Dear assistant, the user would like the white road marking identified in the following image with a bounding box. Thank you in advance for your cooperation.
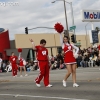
[14,94,20,97]
[0,94,88,100]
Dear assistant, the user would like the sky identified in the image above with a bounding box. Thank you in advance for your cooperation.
[0,0,100,40]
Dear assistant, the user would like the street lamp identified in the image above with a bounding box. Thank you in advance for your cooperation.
[85,22,90,48]
[52,0,69,37]
[64,1,76,41]
[65,1,74,27]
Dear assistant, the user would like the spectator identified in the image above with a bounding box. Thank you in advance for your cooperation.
[33,60,39,70]
[88,56,93,67]
[96,56,100,66]
[76,54,82,67]
[6,62,12,72]
[50,61,57,70]
[92,54,97,66]
[80,56,85,67]
[84,55,89,67]
[50,55,55,64]
[59,59,65,69]
[0,57,2,69]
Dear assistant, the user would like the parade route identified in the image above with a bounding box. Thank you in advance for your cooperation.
[0,67,100,100]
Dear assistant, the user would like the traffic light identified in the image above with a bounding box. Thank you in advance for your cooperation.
[71,34,76,43]
[25,27,28,34]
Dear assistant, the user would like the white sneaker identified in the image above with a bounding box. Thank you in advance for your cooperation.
[36,83,41,87]
[20,75,23,77]
[13,76,15,78]
[73,83,79,87]
[46,84,53,87]
[62,80,67,87]
[25,74,28,76]
[37,69,40,71]
[15,75,17,77]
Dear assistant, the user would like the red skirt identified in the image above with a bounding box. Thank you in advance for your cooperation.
[19,62,24,67]
[64,51,76,64]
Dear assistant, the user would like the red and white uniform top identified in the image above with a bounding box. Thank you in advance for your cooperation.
[19,57,24,66]
[35,45,48,61]
[62,43,79,64]
[9,56,18,64]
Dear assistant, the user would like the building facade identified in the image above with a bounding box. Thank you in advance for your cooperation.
[4,32,100,61]
[0,29,10,60]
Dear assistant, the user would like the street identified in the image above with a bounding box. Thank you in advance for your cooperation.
[0,67,100,100]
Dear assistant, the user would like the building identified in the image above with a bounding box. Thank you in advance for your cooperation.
[4,32,100,61]
[14,32,100,59]
[0,28,10,60]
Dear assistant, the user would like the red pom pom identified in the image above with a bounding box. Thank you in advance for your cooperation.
[54,23,64,33]
[18,48,22,52]
[98,45,100,50]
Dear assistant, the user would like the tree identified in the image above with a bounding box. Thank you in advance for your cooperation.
[95,27,100,33]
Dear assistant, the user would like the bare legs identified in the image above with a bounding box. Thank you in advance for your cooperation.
[20,66,27,76]
[64,64,72,81]
[20,67,22,76]
[63,64,79,87]
[72,64,77,83]
[23,66,27,75]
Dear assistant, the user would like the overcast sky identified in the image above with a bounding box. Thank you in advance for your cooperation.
[0,0,100,40]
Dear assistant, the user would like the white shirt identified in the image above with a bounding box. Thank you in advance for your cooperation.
[0,58,2,63]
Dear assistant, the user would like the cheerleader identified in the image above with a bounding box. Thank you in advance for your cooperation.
[18,53,28,77]
[60,35,79,87]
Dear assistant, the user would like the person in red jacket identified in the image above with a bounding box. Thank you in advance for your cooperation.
[9,52,18,77]
[18,53,28,77]
[30,39,52,87]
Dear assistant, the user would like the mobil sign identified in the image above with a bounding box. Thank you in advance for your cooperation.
[81,10,100,22]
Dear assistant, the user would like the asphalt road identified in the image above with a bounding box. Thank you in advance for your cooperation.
[0,67,100,100]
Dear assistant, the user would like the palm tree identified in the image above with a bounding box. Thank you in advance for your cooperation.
[95,27,100,32]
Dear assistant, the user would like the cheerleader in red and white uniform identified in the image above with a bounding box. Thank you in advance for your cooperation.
[60,35,79,87]
[18,53,28,77]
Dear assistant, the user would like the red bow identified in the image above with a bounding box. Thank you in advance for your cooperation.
[54,23,64,33]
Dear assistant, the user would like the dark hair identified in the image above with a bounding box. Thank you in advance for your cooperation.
[63,36,70,44]
[11,52,14,54]
[40,39,46,44]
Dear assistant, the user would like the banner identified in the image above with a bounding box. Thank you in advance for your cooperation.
[92,30,99,44]
[88,30,99,44]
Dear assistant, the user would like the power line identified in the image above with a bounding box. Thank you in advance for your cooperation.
[28,27,54,30]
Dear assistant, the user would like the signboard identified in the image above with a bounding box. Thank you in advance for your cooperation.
[70,26,76,30]
[81,10,100,22]
[88,30,99,44]
[75,42,81,46]
[92,30,99,44]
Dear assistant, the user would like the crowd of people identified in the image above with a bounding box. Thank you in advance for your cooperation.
[77,46,100,68]
[0,45,100,73]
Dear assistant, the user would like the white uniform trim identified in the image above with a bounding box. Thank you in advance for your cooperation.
[65,50,73,53]
[62,43,79,55]
[65,62,76,65]
[0,58,2,68]
[0,58,2,63]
